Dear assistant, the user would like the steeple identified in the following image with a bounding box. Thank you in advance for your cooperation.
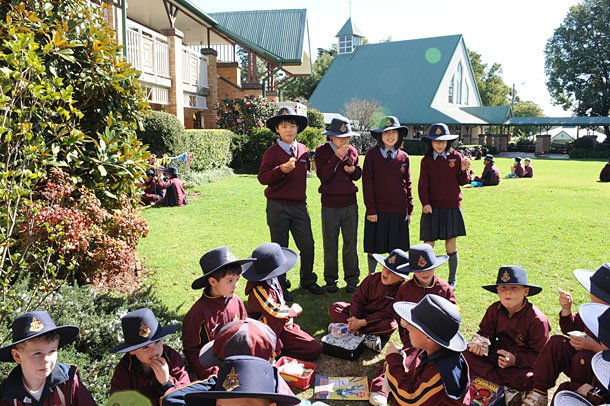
[336,17,365,54]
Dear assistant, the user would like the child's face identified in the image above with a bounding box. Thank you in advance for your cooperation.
[276,121,298,144]
[129,339,164,366]
[11,337,59,385]
[217,398,276,406]
[381,129,399,149]
[380,267,404,285]
[524,160,530,167]
[590,293,609,305]
[413,270,435,287]
[405,322,429,349]
[209,273,241,297]
[497,285,529,311]
[432,140,447,154]
[330,135,350,149]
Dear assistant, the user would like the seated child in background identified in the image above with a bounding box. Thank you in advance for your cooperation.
[182,246,255,379]
[523,158,534,178]
[153,166,187,207]
[0,311,95,405]
[374,295,470,406]
[328,249,411,347]
[110,308,190,402]
[522,263,610,406]
[141,169,163,205]
[473,154,501,186]
[508,157,525,178]
[599,158,610,182]
[243,242,322,361]
[464,266,551,399]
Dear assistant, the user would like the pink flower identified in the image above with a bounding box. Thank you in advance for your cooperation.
[236,117,243,123]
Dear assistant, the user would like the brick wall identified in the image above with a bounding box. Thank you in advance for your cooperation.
[201,48,218,129]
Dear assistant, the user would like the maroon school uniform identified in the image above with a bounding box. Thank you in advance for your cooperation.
[142,178,162,204]
[475,163,500,186]
[514,162,525,177]
[362,147,413,216]
[182,290,247,379]
[464,299,551,391]
[156,177,187,206]
[258,142,310,205]
[385,347,470,405]
[314,142,361,208]
[110,345,191,403]
[599,164,610,182]
[418,150,470,209]
[530,312,598,393]
[523,165,534,178]
[245,280,322,361]
[0,363,95,406]
[328,272,401,336]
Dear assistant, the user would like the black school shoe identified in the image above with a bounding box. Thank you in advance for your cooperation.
[282,288,294,303]
[325,285,338,293]
[345,285,358,293]
[299,283,325,295]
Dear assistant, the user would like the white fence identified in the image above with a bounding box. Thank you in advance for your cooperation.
[125,20,170,79]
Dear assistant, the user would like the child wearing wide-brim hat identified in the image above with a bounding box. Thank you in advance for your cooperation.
[109,308,190,403]
[243,242,322,362]
[376,295,470,406]
[523,263,610,406]
[473,154,501,186]
[0,311,95,405]
[153,164,187,207]
[315,117,362,293]
[418,123,471,290]
[464,266,550,399]
[182,246,255,380]
[259,106,324,299]
[362,116,413,275]
[185,355,301,406]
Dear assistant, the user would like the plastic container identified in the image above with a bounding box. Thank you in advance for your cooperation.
[329,323,349,337]
[275,356,317,390]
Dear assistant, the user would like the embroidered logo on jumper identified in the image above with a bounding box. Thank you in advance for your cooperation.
[340,123,347,133]
[448,159,456,168]
[387,255,397,264]
[501,270,511,283]
[222,367,240,391]
[418,255,428,268]
[435,126,443,135]
[386,118,393,127]
[515,333,525,346]
[29,317,44,332]
[139,322,152,338]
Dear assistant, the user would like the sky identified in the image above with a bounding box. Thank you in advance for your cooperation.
[196,0,582,117]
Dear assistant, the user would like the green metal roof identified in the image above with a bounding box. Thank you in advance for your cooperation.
[462,106,512,124]
[309,34,465,125]
[209,9,307,64]
[336,18,365,37]
[505,116,610,126]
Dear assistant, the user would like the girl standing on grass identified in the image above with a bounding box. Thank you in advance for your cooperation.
[418,123,471,289]
[362,116,413,274]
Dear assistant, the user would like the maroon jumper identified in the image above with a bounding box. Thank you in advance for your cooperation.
[513,162,525,177]
[314,142,361,208]
[599,164,610,182]
[328,272,401,336]
[258,142,310,205]
[523,165,534,178]
[474,163,500,186]
[109,345,191,403]
[181,290,247,379]
[418,151,471,208]
[156,177,187,206]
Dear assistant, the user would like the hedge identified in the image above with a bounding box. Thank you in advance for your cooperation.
[185,129,235,171]
[402,139,428,155]
[137,111,186,156]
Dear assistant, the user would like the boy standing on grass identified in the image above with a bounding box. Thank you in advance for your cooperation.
[258,107,324,300]
[464,266,551,404]
[315,117,362,293]
[182,246,255,380]
[0,311,95,405]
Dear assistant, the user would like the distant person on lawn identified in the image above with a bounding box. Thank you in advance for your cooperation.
[507,157,525,178]
[473,154,500,186]
[599,158,610,182]
[315,117,362,293]
[141,169,163,205]
[153,166,187,207]
[523,158,534,178]
[258,107,324,300]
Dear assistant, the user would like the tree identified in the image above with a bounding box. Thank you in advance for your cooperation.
[545,0,610,136]
[342,98,383,131]
[468,49,512,106]
[280,47,337,101]
[512,101,545,136]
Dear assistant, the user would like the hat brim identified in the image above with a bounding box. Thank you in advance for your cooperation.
[592,350,610,390]
[552,390,593,406]
[242,248,298,282]
[402,255,449,273]
[266,115,308,134]
[323,130,358,137]
[0,325,80,362]
[372,127,408,139]
[422,134,459,142]
[393,301,467,352]
[185,391,300,406]
[198,339,221,367]
[111,324,180,353]
[481,283,542,296]
[578,303,608,345]
[371,254,411,279]
[573,269,610,304]
[192,259,256,289]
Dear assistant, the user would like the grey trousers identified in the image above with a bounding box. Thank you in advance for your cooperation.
[266,200,317,286]
[321,204,360,287]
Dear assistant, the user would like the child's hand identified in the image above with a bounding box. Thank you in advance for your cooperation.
[558,288,573,312]
[497,349,516,369]
[366,214,378,223]
[280,157,297,173]
[335,144,349,159]
[346,316,365,333]
[467,342,484,356]
[291,303,303,316]
[569,333,603,352]
[461,157,471,171]
[576,383,594,397]
[150,356,170,385]
[422,205,432,214]
[344,164,356,174]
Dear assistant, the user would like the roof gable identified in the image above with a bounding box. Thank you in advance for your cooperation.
[336,18,365,37]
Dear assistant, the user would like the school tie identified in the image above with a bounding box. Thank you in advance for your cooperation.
[290,145,297,158]
[386,150,393,161]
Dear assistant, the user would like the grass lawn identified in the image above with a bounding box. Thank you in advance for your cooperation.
[137,156,608,401]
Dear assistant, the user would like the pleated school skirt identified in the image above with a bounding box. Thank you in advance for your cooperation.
[419,208,466,242]
[364,212,409,254]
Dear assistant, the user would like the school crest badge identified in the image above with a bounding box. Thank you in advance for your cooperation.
[435,126,443,135]
[29,317,44,332]
[223,367,240,391]
[515,333,525,346]
[139,322,152,338]
[386,118,393,127]
[501,270,511,283]
[387,255,396,264]
[418,255,428,268]
[448,159,456,168]
[340,123,347,133]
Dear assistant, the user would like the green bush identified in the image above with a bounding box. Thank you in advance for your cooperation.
[215,96,275,135]
[230,128,278,174]
[186,129,235,171]
[307,107,325,129]
[402,139,428,155]
[297,127,326,150]
[137,111,187,156]
[0,280,183,404]
[573,136,596,150]
[569,148,610,159]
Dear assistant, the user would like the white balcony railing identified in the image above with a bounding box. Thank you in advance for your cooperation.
[126,21,170,80]
[182,46,208,90]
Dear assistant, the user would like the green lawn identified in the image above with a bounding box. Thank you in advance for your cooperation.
[137,156,608,400]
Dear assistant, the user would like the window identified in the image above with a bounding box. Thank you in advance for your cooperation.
[464,82,470,105]
[339,36,353,54]
[455,63,463,105]
[448,74,454,103]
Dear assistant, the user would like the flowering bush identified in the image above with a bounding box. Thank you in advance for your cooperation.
[215,96,276,135]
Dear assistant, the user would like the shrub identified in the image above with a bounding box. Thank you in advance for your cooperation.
[230,128,278,174]
[137,111,187,156]
[307,107,325,129]
[186,129,234,171]
[573,136,596,150]
[297,127,326,150]
[215,96,276,135]
[569,148,610,159]
[350,132,377,155]
[402,139,428,155]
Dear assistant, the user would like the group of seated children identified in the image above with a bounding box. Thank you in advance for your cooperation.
[508,157,534,178]
[140,165,187,207]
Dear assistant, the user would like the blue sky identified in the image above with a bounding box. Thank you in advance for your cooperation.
[196,0,582,116]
